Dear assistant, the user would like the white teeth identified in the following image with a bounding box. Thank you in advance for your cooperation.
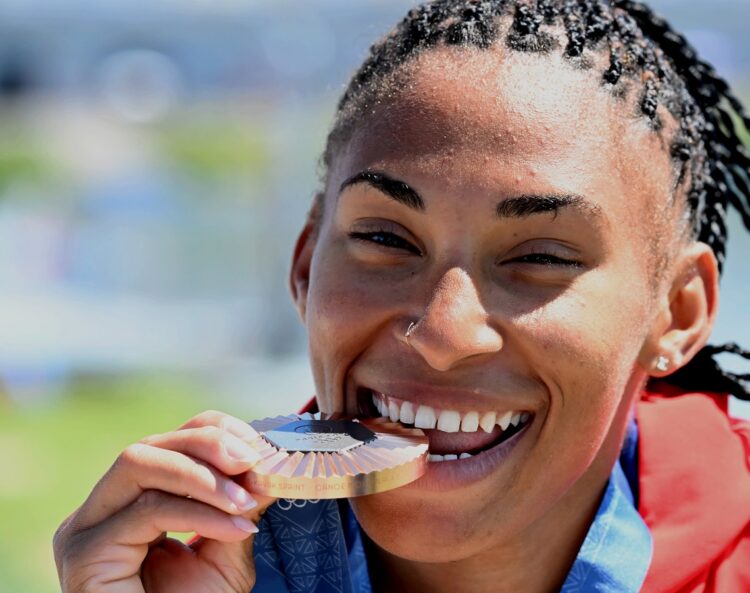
[497,410,513,431]
[414,405,437,429]
[460,411,479,432]
[368,393,534,463]
[428,452,473,462]
[389,400,400,422]
[479,411,497,433]
[437,410,461,433]
[369,392,532,435]
[400,401,416,424]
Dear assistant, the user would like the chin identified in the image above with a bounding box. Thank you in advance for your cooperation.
[350,489,501,563]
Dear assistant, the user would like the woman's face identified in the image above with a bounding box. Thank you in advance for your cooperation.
[291,45,679,561]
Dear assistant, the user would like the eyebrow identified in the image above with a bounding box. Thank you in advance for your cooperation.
[339,170,604,223]
[495,194,604,221]
[339,171,425,211]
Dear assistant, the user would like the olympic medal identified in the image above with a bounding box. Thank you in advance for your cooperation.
[245,413,429,499]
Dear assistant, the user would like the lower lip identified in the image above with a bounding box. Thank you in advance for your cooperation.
[400,420,534,492]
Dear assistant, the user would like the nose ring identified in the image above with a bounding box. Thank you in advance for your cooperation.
[404,321,418,344]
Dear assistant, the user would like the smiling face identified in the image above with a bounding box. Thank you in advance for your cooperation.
[290,43,686,563]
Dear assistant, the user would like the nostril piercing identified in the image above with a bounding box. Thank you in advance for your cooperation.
[405,321,418,344]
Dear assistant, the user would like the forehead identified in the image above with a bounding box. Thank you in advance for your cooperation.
[330,44,675,227]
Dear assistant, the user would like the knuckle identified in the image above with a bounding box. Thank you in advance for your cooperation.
[117,443,150,471]
[198,425,227,455]
[134,489,166,514]
[53,510,101,577]
[54,529,91,589]
[138,432,161,446]
[52,519,71,562]
[190,409,224,427]
[59,536,82,570]
[199,424,224,439]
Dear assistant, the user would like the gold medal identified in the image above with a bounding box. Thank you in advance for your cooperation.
[245,413,428,499]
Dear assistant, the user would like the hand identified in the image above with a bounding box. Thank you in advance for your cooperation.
[53,410,276,593]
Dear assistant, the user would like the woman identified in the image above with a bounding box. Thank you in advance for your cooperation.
[53,1,750,592]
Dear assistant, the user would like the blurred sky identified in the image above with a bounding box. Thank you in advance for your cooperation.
[0,0,747,417]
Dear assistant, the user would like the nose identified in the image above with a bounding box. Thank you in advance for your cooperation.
[404,267,503,371]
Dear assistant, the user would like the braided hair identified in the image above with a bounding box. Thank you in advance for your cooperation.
[318,0,750,400]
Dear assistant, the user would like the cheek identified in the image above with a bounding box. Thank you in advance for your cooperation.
[522,279,650,424]
[490,291,650,528]
[307,253,400,339]
[305,247,408,409]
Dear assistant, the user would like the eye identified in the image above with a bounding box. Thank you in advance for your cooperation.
[348,226,422,256]
[501,241,584,270]
[508,252,582,268]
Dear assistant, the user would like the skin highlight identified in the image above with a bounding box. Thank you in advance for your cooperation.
[290,43,717,593]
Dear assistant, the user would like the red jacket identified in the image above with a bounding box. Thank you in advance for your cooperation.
[637,385,750,592]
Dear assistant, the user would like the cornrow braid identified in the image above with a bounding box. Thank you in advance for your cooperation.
[667,343,750,400]
[320,0,750,401]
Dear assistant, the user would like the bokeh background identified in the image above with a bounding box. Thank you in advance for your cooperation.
[0,1,747,591]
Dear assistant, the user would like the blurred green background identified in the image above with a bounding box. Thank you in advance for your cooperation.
[0,1,748,592]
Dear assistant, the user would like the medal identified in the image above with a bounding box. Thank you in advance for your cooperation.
[245,413,428,499]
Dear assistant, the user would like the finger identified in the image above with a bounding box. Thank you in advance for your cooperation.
[59,493,259,593]
[178,410,259,442]
[187,495,277,593]
[107,491,260,546]
[74,443,258,531]
[141,426,262,475]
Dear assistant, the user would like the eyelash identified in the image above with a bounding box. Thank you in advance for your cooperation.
[507,252,583,268]
[348,230,422,255]
[348,230,582,268]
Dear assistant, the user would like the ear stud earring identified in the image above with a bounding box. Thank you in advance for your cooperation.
[655,355,670,372]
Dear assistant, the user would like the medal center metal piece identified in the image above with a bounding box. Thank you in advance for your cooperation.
[263,419,376,453]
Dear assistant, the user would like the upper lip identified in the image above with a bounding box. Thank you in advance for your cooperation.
[353,379,535,415]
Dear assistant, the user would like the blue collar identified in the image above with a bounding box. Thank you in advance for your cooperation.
[560,443,652,591]
[254,420,652,593]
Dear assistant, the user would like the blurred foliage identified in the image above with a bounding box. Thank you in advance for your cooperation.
[0,136,58,194]
[158,116,272,181]
[0,374,254,593]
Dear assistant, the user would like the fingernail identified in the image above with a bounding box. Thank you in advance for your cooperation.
[224,437,261,463]
[231,516,259,533]
[225,481,258,511]
[222,417,258,440]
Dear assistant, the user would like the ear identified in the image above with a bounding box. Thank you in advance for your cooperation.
[638,241,719,376]
[289,196,322,324]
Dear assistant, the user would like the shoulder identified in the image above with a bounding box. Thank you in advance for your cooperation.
[636,385,750,593]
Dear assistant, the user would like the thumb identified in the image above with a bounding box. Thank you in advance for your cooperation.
[191,495,277,593]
